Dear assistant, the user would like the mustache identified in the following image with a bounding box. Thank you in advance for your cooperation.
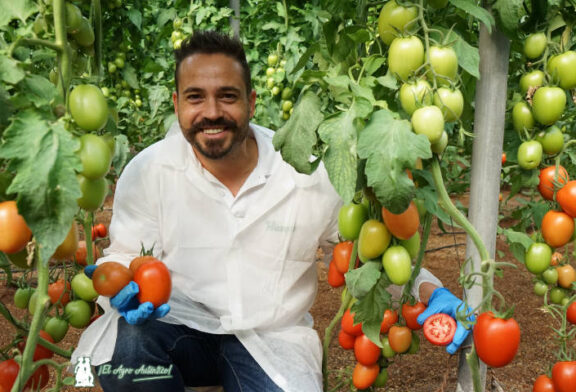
[190,117,238,133]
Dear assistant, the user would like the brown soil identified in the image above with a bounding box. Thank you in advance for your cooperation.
[0,192,571,391]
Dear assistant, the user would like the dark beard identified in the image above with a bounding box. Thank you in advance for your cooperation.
[184,117,246,160]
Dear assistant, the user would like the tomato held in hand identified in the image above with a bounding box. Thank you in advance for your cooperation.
[402,302,426,330]
[538,165,569,201]
[381,201,420,240]
[552,361,576,392]
[134,260,172,307]
[0,201,32,254]
[354,334,381,365]
[557,181,576,218]
[532,374,555,392]
[352,362,380,390]
[92,262,134,297]
[423,313,456,346]
[473,311,520,367]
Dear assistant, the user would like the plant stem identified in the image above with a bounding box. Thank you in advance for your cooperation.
[53,0,72,99]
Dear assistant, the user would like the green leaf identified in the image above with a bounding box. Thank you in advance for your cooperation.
[0,55,26,85]
[147,85,171,118]
[127,9,143,30]
[0,0,38,26]
[358,110,432,213]
[350,276,392,346]
[272,91,323,174]
[157,8,177,27]
[21,75,55,108]
[0,85,14,128]
[0,111,82,264]
[450,0,495,32]
[363,55,386,77]
[492,0,525,35]
[122,65,140,89]
[345,261,382,298]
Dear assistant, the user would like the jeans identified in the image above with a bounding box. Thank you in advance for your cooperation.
[96,318,283,392]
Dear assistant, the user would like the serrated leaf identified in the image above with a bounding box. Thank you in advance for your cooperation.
[345,261,382,298]
[157,8,177,27]
[147,85,170,118]
[0,111,82,264]
[376,71,398,90]
[273,91,323,174]
[501,228,533,248]
[0,0,38,26]
[111,134,130,175]
[122,65,140,89]
[363,55,386,76]
[350,276,392,346]
[358,110,432,213]
[127,9,142,30]
[0,56,26,85]
[450,0,495,32]
[21,75,55,108]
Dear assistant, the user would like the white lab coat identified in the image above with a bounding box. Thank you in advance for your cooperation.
[71,123,441,391]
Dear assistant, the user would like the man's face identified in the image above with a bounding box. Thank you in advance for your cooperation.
[173,53,256,160]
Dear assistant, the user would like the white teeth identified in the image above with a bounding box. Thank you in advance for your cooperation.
[203,128,224,134]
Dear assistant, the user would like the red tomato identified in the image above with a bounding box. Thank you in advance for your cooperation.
[91,223,108,240]
[557,181,576,218]
[354,334,381,365]
[567,302,576,324]
[333,241,353,274]
[0,200,33,254]
[18,330,54,361]
[380,309,399,333]
[473,312,520,367]
[75,240,100,266]
[92,262,134,297]
[532,374,555,392]
[327,260,345,288]
[341,309,363,336]
[0,359,18,391]
[402,302,426,330]
[541,210,575,248]
[129,255,160,274]
[501,152,506,165]
[423,313,456,346]
[538,166,569,201]
[134,260,172,307]
[352,362,380,390]
[338,329,356,350]
[48,279,71,306]
[388,325,412,353]
[381,201,420,240]
[552,361,576,392]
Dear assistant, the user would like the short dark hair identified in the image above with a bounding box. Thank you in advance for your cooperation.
[173,30,252,94]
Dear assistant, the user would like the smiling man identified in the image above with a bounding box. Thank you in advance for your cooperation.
[71,31,460,392]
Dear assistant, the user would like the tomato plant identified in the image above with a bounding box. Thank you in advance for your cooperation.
[536,125,564,155]
[519,70,545,94]
[517,140,543,170]
[427,46,458,85]
[547,51,576,90]
[78,134,113,180]
[327,260,345,288]
[92,223,108,240]
[399,80,432,115]
[76,175,108,212]
[93,262,134,297]
[473,312,520,368]
[75,240,100,266]
[52,222,79,260]
[354,334,381,365]
[423,313,456,346]
[341,309,363,336]
[377,0,418,45]
[541,210,574,248]
[525,243,552,274]
[523,32,547,59]
[44,316,69,343]
[512,101,535,133]
[0,201,32,254]
[556,264,576,289]
[134,260,172,307]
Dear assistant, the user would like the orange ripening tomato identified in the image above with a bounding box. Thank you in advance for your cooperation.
[48,280,71,306]
[557,180,576,218]
[352,362,379,390]
[92,262,134,297]
[0,200,33,254]
[381,201,419,240]
[52,222,79,260]
[327,260,345,288]
[134,260,172,307]
[388,325,412,353]
[501,152,506,165]
[333,241,354,274]
[556,264,576,289]
[380,309,399,333]
[541,210,575,248]
[538,165,569,201]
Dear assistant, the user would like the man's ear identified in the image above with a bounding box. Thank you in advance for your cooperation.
[172,91,178,115]
[249,89,256,119]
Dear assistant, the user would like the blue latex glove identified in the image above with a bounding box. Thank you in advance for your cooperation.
[83,265,170,325]
[417,287,475,355]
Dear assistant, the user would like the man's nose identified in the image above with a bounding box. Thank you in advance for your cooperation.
[204,97,223,119]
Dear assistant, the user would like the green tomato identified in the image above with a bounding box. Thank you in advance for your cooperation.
[77,175,108,211]
[542,267,559,285]
[431,131,449,154]
[388,36,424,81]
[72,17,95,47]
[381,336,396,358]
[399,80,432,115]
[64,300,93,328]
[408,331,420,354]
[377,0,418,45]
[532,86,566,126]
[547,51,576,90]
[433,87,463,122]
[65,3,83,34]
[281,87,293,100]
[411,105,444,144]
[373,368,389,387]
[428,0,449,8]
[550,287,567,304]
[358,219,391,261]
[519,70,545,94]
[71,272,99,302]
[69,84,109,131]
[281,100,293,112]
[44,317,69,343]
[78,134,112,180]
[170,30,183,43]
[271,86,281,96]
[382,245,412,285]
[114,57,125,69]
[523,33,547,59]
[173,39,182,50]
[267,54,279,67]
[173,17,183,30]
[517,140,542,170]
[338,203,369,241]
[265,67,275,77]
[533,280,548,296]
[266,77,275,89]
[28,290,39,314]
[7,248,33,269]
[399,231,420,260]
[427,46,458,85]
[525,242,552,274]
[536,125,564,155]
[14,287,34,309]
[512,101,535,133]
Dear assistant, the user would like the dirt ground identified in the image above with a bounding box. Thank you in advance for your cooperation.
[0,192,572,391]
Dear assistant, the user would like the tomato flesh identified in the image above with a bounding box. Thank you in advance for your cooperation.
[423,313,456,346]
